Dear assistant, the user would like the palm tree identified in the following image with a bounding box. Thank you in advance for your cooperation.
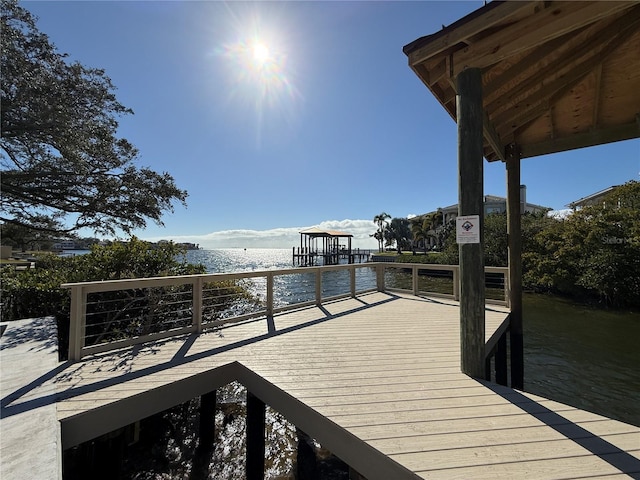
[387,217,412,253]
[411,212,441,252]
[373,212,391,252]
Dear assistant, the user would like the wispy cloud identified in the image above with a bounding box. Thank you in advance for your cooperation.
[143,219,379,249]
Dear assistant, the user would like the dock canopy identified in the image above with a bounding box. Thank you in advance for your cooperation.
[296,228,354,266]
[403,1,640,162]
[299,227,353,239]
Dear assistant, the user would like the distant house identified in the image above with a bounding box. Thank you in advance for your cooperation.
[567,185,620,210]
[413,185,551,250]
[52,240,76,250]
[438,186,551,224]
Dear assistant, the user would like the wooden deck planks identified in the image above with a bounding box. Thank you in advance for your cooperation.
[51,291,640,479]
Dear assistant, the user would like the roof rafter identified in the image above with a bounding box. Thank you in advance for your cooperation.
[451,1,634,76]
[405,1,530,66]
[488,7,640,119]
[492,15,640,136]
[521,122,640,158]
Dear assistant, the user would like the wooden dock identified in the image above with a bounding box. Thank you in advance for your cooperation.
[292,247,372,266]
[3,291,638,479]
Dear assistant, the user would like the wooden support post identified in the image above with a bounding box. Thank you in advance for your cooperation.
[192,390,217,480]
[506,145,524,389]
[457,67,485,379]
[199,391,216,448]
[496,332,508,386]
[246,391,265,480]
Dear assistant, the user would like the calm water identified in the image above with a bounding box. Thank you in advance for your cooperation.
[523,293,640,427]
[187,249,640,427]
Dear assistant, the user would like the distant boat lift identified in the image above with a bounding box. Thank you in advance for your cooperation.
[292,227,371,266]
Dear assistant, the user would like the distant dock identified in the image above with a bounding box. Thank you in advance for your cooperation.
[292,246,372,266]
[293,227,372,266]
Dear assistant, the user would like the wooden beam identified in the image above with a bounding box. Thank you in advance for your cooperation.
[61,363,239,449]
[429,58,448,85]
[483,110,505,162]
[482,29,579,103]
[452,1,635,76]
[506,146,523,390]
[406,1,530,66]
[592,63,603,129]
[521,122,640,158]
[456,67,485,380]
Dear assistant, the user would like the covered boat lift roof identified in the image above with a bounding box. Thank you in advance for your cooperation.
[298,227,353,239]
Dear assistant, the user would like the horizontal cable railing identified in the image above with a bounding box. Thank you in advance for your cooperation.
[62,262,509,361]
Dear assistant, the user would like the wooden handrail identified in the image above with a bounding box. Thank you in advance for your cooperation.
[62,263,509,361]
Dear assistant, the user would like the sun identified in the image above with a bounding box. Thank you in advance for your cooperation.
[219,14,301,146]
[252,42,270,65]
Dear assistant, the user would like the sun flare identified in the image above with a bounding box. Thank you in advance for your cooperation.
[252,42,270,64]
[219,9,301,146]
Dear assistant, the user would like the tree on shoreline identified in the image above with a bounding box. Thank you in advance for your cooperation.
[0,1,187,237]
[372,212,391,252]
[386,217,412,252]
[524,180,640,307]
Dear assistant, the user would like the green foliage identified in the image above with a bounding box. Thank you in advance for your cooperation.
[385,217,412,251]
[0,1,187,236]
[0,260,70,321]
[526,181,640,307]
[0,238,205,322]
[395,252,441,264]
[523,181,640,307]
[437,220,459,265]
[483,213,507,267]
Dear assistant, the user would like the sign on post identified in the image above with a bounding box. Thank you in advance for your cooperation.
[456,215,480,244]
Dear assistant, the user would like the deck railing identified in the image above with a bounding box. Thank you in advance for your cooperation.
[62,262,509,361]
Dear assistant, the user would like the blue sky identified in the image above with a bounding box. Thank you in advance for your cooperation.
[25,1,639,249]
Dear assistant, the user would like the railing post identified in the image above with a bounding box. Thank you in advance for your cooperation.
[504,268,511,308]
[350,266,356,298]
[68,285,86,361]
[452,266,460,301]
[412,265,419,296]
[193,277,203,334]
[315,269,322,306]
[376,264,385,292]
[266,272,274,318]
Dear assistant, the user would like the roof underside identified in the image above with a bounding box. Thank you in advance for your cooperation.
[403,1,640,162]
[299,227,353,238]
